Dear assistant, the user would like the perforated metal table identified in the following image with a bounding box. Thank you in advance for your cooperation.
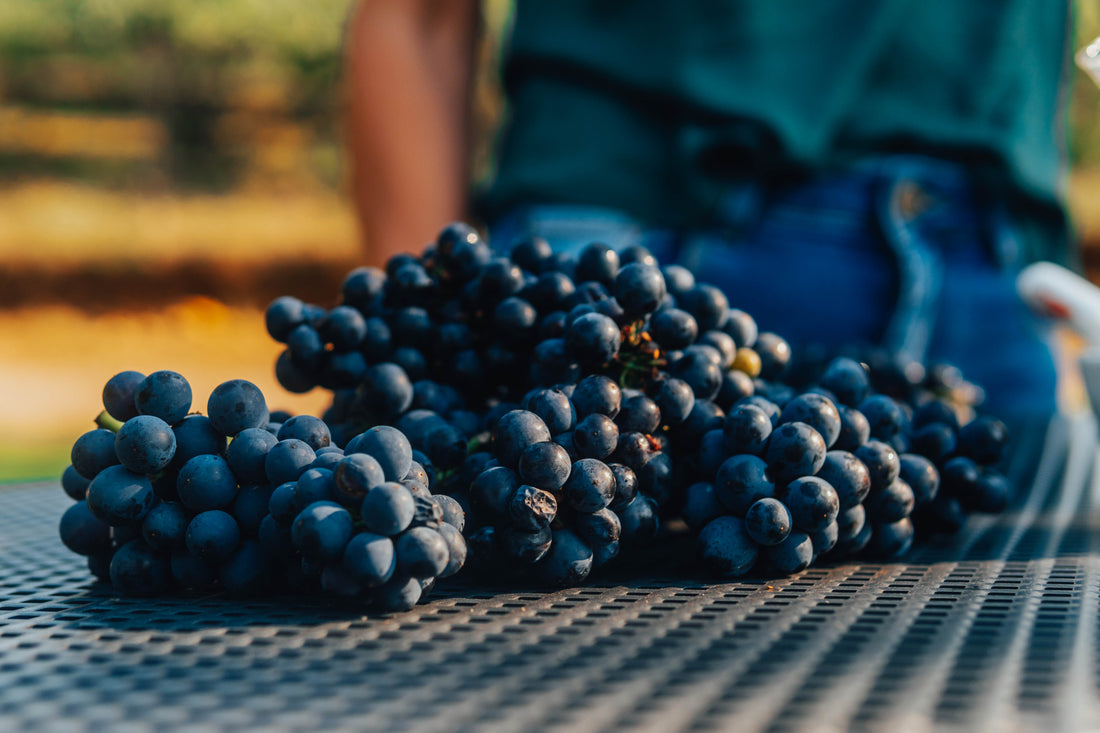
[3,414,1099,732]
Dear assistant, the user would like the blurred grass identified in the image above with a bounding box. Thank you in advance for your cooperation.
[0,299,332,483]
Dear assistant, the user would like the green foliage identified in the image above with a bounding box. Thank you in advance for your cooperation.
[0,0,351,59]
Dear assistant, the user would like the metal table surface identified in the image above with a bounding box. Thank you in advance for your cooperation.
[3,414,1100,733]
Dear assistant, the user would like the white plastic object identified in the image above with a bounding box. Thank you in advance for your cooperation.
[1017,262,1100,345]
[1078,36,1100,88]
[1018,262,1100,417]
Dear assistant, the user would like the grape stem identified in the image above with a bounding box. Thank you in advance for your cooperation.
[95,410,124,433]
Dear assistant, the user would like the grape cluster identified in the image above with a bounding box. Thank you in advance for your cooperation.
[255,223,1013,585]
[685,356,1011,577]
[59,222,1015,597]
[60,370,465,611]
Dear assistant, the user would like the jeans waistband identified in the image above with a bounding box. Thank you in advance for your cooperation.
[712,154,978,234]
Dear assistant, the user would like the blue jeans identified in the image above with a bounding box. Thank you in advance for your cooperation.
[489,155,1058,420]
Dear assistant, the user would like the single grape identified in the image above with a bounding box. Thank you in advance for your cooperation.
[572,375,621,419]
[71,428,121,480]
[59,501,111,556]
[765,530,813,575]
[102,370,145,422]
[715,454,775,516]
[115,415,176,475]
[292,501,354,564]
[135,370,192,425]
[61,464,91,501]
[265,439,317,485]
[346,426,413,482]
[342,532,396,587]
[141,501,188,552]
[177,454,238,512]
[816,450,872,510]
[854,440,900,492]
[278,415,331,451]
[536,529,593,587]
[782,476,840,534]
[745,498,792,546]
[697,516,757,577]
[185,510,240,564]
[614,263,666,317]
[956,417,1009,466]
[86,465,156,527]
[518,441,572,492]
[171,415,226,469]
[361,482,416,536]
[722,403,773,456]
[396,526,450,578]
[562,458,616,513]
[220,540,269,595]
[764,422,827,485]
[109,540,171,596]
[437,523,467,578]
[899,453,940,505]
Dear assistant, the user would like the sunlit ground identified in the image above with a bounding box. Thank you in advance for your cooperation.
[0,298,331,483]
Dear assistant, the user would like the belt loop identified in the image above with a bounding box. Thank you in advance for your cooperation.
[876,164,943,364]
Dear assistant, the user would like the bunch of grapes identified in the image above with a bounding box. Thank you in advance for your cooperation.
[682,356,1010,577]
[58,222,1015,599]
[255,223,1012,585]
[59,370,465,611]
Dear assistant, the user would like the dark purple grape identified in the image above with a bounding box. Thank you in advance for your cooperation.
[764,422,826,484]
[518,442,572,491]
[957,417,1009,466]
[114,415,176,474]
[781,476,839,533]
[102,370,145,422]
[715,454,775,516]
[615,263,666,317]
[71,428,122,480]
[135,370,192,425]
[536,529,593,587]
[854,440,900,493]
[697,516,757,577]
[779,393,841,449]
[562,458,616,513]
[745,497,792,546]
[817,450,872,510]
[722,403,773,456]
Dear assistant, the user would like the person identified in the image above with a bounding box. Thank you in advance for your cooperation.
[344,0,1072,421]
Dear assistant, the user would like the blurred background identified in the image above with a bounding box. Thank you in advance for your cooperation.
[0,0,1098,483]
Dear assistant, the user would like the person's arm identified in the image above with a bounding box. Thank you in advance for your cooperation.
[344,0,480,266]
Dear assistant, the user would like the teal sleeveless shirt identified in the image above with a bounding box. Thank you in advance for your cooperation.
[480,1,1072,263]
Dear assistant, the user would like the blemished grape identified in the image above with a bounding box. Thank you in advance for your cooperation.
[59,221,1018,606]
